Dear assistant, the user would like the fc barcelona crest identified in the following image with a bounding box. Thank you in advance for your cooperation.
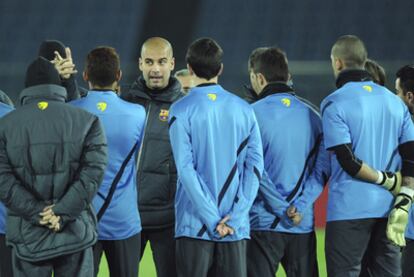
[159,109,169,122]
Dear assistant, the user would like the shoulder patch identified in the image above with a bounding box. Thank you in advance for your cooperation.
[281,98,291,107]
[363,85,372,92]
[97,102,107,111]
[207,93,217,101]
[37,101,48,110]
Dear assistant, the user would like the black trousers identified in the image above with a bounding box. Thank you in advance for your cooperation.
[326,218,401,277]
[402,238,414,277]
[176,237,247,277]
[141,226,176,277]
[246,231,318,277]
[0,234,12,277]
[93,232,141,277]
[12,247,93,277]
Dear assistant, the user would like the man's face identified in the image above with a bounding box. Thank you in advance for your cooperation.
[396,77,414,114]
[139,47,174,90]
[176,75,194,94]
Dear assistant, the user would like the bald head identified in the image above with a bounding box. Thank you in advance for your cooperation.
[141,37,173,58]
[331,35,367,69]
[139,37,175,90]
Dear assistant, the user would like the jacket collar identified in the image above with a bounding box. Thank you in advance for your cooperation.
[259,82,295,99]
[129,76,183,103]
[20,84,67,106]
[335,69,372,89]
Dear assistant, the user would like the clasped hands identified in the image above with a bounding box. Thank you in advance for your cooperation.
[39,205,61,232]
[286,206,303,225]
[215,215,235,238]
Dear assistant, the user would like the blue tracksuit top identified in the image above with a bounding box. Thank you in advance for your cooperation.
[405,121,414,240]
[71,91,146,240]
[321,76,414,221]
[249,83,330,233]
[0,102,14,234]
[169,84,264,242]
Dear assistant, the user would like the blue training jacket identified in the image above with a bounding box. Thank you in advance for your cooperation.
[321,71,414,221]
[0,102,14,234]
[71,91,146,240]
[250,83,330,233]
[169,84,264,242]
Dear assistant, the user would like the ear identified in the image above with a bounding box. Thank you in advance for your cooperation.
[117,70,122,82]
[335,58,344,71]
[170,57,175,71]
[257,73,266,86]
[138,57,143,71]
[217,63,224,76]
[83,71,88,82]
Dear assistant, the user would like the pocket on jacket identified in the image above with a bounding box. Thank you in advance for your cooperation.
[139,172,170,205]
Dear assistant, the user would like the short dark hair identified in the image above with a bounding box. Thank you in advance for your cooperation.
[396,65,414,95]
[186,38,222,80]
[248,47,289,83]
[85,46,120,87]
[365,59,386,86]
[331,35,367,68]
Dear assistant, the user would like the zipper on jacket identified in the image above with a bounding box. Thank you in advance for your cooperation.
[136,101,152,172]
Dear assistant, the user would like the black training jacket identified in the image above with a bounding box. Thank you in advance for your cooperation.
[121,77,183,229]
[0,84,107,261]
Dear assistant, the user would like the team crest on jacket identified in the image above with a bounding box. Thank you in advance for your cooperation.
[363,85,372,92]
[207,93,217,101]
[281,98,291,107]
[37,101,48,110]
[159,109,169,121]
[97,102,107,111]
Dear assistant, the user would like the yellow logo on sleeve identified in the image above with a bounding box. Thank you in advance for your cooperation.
[207,93,217,101]
[97,102,107,111]
[363,85,372,92]
[281,98,291,107]
[37,101,48,110]
[159,109,169,121]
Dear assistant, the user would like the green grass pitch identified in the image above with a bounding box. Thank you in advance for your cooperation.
[97,229,326,277]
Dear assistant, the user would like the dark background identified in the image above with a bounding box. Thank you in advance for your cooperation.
[1,0,413,105]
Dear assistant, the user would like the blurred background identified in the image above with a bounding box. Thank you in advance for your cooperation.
[1,0,413,106]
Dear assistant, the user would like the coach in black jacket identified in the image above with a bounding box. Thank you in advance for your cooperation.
[121,37,183,277]
[0,57,107,276]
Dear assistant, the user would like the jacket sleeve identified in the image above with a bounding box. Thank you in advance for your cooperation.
[0,137,44,224]
[293,138,330,214]
[168,114,222,235]
[53,117,107,220]
[61,75,80,101]
[226,118,264,230]
[258,169,290,218]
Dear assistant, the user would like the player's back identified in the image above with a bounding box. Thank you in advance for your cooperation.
[253,91,321,197]
[321,81,410,221]
[172,85,255,204]
[71,90,146,239]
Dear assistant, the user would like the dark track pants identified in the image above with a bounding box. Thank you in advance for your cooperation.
[176,237,247,277]
[402,238,414,277]
[0,234,12,277]
[93,232,141,277]
[247,231,318,277]
[141,226,177,277]
[326,218,401,277]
